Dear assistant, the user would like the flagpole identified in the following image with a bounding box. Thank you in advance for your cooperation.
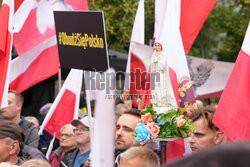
[83,70,94,135]
[58,68,62,91]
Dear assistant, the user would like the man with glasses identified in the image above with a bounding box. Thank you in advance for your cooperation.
[49,124,76,167]
[69,116,94,167]
[189,106,225,152]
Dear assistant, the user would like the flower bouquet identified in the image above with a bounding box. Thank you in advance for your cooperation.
[133,102,196,142]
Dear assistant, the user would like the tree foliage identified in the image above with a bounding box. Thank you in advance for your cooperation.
[88,0,154,53]
[189,0,250,62]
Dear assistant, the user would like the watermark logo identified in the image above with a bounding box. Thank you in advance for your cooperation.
[85,69,160,94]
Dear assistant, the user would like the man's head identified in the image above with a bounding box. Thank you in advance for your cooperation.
[20,159,51,167]
[0,90,24,122]
[118,146,160,167]
[60,124,76,152]
[71,116,94,146]
[115,109,142,152]
[115,103,130,115]
[25,116,39,130]
[0,117,24,164]
[189,106,224,152]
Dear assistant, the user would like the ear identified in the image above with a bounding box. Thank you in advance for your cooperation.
[9,141,19,155]
[214,131,224,145]
[17,102,22,110]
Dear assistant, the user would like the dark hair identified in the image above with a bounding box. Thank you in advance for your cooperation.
[190,106,219,131]
[123,109,141,119]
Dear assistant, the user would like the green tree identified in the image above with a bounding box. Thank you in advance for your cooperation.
[89,0,154,53]
[189,0,250,62]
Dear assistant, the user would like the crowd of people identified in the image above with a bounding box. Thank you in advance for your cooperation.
[0,90,249,167]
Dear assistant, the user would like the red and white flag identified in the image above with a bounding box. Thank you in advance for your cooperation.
[180,0,217,54]
[155,0,197,162]
[213,22,250,141]
[9,0,88,93]
[38,69,83,139]
[154,0,216,55]
[0,0,14,108]
[155,0,196,118]
[124,0,146,106]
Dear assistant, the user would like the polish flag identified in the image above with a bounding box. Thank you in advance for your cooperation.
[10,0,88,93]
[180,0,217,54]
[213,22,250,141]
[38,69,83,139]
[155,0,196,162]
[0,0,14,108]
[124,0,145,106]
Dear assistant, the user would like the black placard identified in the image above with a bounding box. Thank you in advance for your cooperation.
[54,11,109,72]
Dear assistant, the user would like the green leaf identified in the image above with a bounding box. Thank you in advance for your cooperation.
[132,133,137,137]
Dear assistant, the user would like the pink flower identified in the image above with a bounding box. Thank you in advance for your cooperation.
[147,122,160,138]
[141,113,154,124]
[176,115,186,128]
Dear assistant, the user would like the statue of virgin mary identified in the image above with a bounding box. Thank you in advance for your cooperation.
[151,42,177,114]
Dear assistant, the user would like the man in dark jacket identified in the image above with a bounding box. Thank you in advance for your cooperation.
[49,124,77,167]
[0,90,39,148]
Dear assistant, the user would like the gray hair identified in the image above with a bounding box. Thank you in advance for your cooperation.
[119,146,160,167]
[25,116,39,130]
[60,124,75,134]
[20,159,51,167]
[0,162,19,167]
[25,116,39,125]
[5,137,20,154]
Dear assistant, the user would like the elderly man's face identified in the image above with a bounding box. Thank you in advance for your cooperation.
[0,138,18,164]
[60,127,76,150]
[74,123,90,145]
[189,117,220,152]
[0,93,20,120]
[115,114,140,152]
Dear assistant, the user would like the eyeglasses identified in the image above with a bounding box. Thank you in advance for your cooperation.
[73,127,89,132]
[60,133,75,138]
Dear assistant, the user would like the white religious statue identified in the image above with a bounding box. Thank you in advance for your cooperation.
[151,42,177,114]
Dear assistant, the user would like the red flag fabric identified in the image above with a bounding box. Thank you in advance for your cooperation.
[39,69,83,139]
[10,0,88,93]
[0,0,13,108]
[45,89,76,139]
[124,0,145,106]
[180,0,217,54]
[213,23,250,141]
[14,0,23,12]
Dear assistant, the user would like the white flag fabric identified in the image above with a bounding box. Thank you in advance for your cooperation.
[10,0,88,93]
[91,69,116,167]
[156,0,196,115]
[38,69,83,139]
[45,133,56,159]
[154,0,195,162]
[124,0,144,90]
